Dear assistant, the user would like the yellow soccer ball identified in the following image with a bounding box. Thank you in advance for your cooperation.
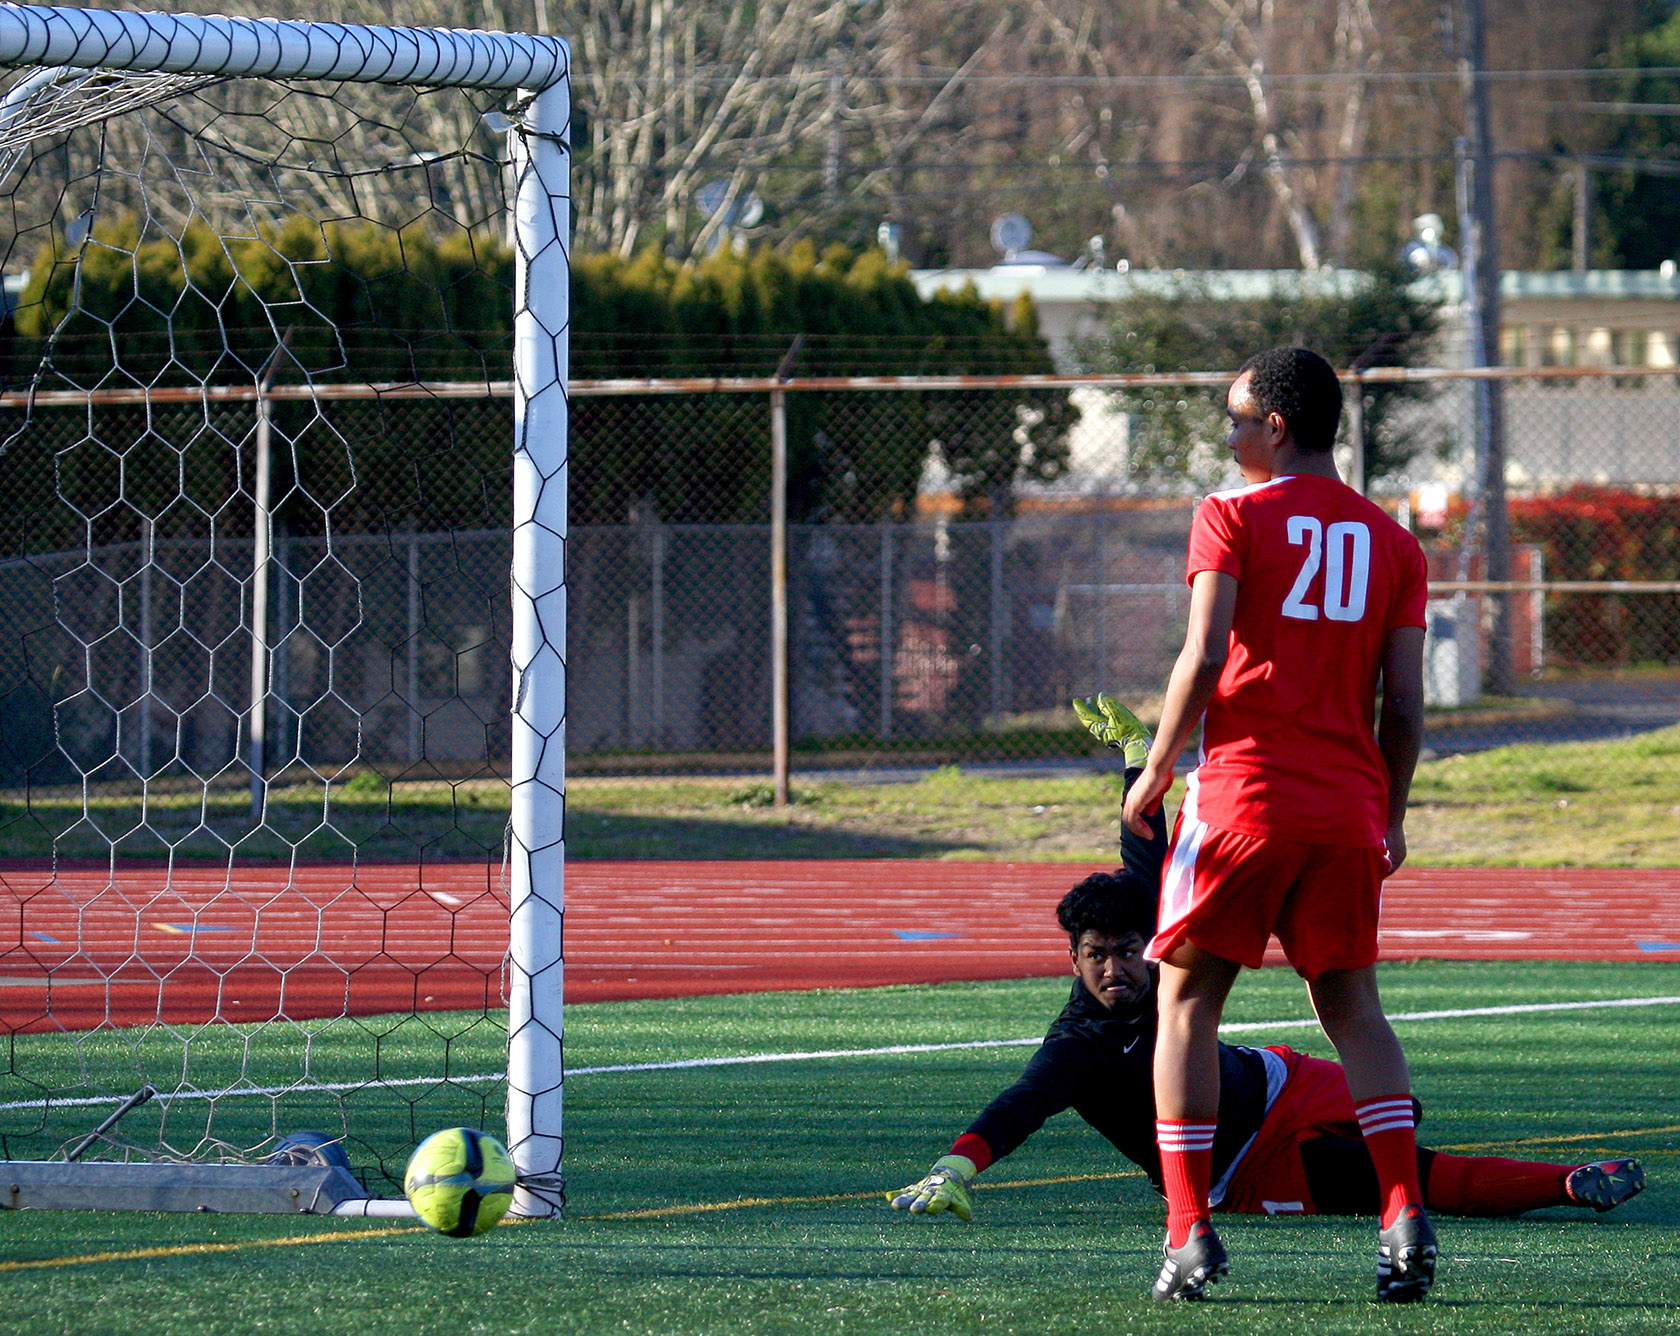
[403,1127,516,1237]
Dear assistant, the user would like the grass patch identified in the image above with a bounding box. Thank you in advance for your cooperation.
[2,726,1677,865]
[1,961,1676,1335]
[562,727,1680,864]
[1407,726,1680,865]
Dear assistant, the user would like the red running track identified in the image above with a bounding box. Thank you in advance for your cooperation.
[2,861,1678,1031]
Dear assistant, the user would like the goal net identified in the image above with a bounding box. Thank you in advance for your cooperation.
[0,6,568,1217]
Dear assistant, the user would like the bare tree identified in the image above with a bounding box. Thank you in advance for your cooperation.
[0,0,1663,271]
[568,0,864,259]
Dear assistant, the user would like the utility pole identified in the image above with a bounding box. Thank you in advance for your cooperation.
[1457,0,1513,695]
[1573,159,1590,273]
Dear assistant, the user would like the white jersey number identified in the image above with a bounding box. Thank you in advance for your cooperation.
[1280,516,1371,623]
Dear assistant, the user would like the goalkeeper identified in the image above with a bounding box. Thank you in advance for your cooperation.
[887,695,1646,1226]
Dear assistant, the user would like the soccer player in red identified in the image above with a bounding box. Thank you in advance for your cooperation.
[1121,346,1436,1302]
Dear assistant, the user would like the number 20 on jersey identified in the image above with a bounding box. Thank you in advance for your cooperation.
[1281,516,1371,622]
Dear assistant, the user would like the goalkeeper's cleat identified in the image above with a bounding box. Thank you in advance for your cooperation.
[887,1154,977,1221]
[1376,1204,1438,1303]
[1564,1158,1646,1213]
[1151,1220,1228,1301]
[1072,692,1152,768]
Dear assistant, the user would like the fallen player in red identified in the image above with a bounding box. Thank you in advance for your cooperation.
[888,703,1646,1232]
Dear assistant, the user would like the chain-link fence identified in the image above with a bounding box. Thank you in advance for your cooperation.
[2,366,1678,797]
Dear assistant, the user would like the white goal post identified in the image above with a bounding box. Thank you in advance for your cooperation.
[0,5,568,1219]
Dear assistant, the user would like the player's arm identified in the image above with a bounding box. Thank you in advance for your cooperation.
[888,1040,1086,1221]
[1071,695,1168,887]
[1122,569,1237,837]
[1376,624,1426,874]
[1120,764,1169,894]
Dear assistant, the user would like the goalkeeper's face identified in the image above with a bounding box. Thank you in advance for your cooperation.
[1071,930,1152,1010]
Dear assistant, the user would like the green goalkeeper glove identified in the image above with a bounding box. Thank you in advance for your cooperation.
[1072,692,1152,768]
[887,1154,978,1221]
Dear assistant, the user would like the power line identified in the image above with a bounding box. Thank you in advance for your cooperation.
[1575,101,1680,116]
[601,148,1680,189]
[576,65,1680,91]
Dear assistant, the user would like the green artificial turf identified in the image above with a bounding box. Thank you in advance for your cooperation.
[3,960,1677,1335]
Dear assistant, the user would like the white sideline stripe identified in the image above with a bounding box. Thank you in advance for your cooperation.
[4,993,1679,1115]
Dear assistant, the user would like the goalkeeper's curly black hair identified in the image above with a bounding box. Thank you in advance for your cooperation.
[1055,870,1157,948]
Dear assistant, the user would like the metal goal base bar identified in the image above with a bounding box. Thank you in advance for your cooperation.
[1,1160,412,1215]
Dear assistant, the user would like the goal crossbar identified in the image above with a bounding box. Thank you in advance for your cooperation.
[0,3,566,91]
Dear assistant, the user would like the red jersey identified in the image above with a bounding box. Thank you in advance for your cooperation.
[1184,472,1428,846]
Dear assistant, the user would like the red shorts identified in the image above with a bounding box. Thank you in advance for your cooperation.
[1148,787,1386,981]
[1218,1047,1359,1215]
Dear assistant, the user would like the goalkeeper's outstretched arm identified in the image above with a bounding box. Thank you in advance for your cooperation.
[888,1037,1090,1221]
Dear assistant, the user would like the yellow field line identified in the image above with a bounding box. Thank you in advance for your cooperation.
[1431,1124,1680,1154]
[578,1170,1143,1221]
[0,1222,424,1272]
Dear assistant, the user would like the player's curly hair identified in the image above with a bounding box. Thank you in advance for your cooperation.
[1055,870,1156,947]
[1236,345,1343,453]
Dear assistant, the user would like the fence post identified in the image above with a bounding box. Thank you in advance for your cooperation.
[879,520,893,738]
[406,522,421,763]
[770,384,790,807]
[138,515,154,781]
[651,516,666,746]
[274,520,290,770]
[248,377,274,819]
[769,339,803,807]
[989,486,1006,726]
[1346,370,1366,496]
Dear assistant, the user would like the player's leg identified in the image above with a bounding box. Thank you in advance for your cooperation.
[1301,1138,1646,1216]
[1305,964,1411,1105]
[1234,1047,1648,1221]
[1305,964,1420,1207]
[1152,942,1241,1299]
[1148,815,1289,1299]
[1422,1150,1646,1216]
[1307,964,1437,1301]
[1274,843,1436,1299]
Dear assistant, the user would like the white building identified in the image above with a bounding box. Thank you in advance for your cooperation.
[910,261,1680,497]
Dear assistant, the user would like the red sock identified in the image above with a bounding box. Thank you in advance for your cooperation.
[1423,1154,1568,1216]
[1355,1095,1424,1227]
[1157,1119,1216,1247]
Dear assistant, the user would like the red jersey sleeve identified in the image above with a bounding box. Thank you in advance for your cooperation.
[1390,530,1429,631]
[1186,493,1244,583]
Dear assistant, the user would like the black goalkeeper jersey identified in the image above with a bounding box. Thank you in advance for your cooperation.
[964,978,1272,1196]
[958,760,1271,1194]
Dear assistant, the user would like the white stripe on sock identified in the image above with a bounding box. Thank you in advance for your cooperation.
[1357,1098,1416,1134]
[1157,1121,1217,1151]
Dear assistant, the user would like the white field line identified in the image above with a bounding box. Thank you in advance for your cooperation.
[5,993,1679,1114]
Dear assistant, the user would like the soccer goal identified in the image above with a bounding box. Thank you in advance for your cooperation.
[0,5,568,1218]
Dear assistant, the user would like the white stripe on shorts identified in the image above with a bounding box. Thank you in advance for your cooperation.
[1157,772,1208,950]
